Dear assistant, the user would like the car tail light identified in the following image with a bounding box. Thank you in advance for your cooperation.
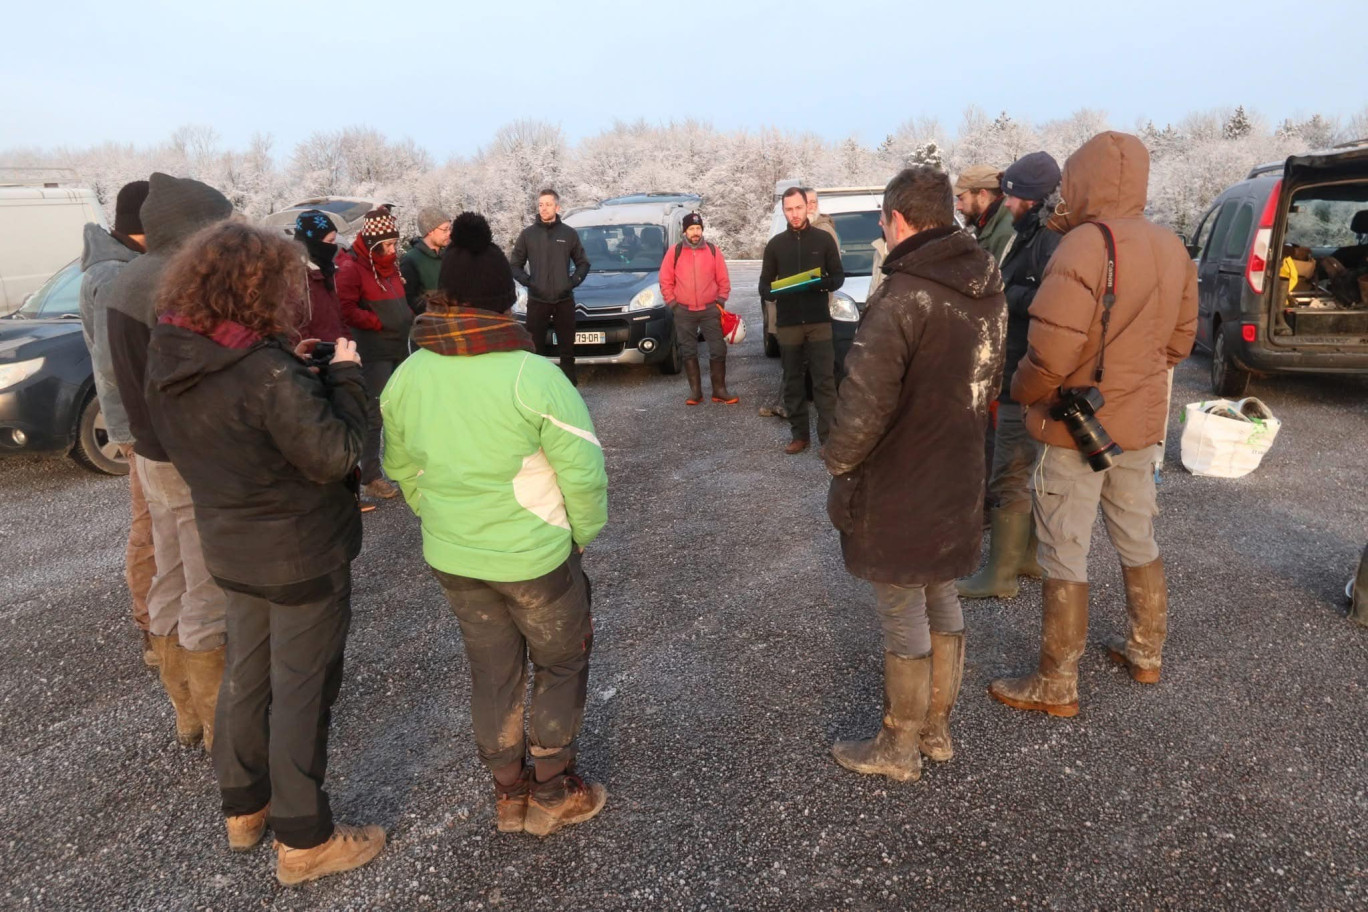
[1241,323,1258,343]
[1246,179,1282,295]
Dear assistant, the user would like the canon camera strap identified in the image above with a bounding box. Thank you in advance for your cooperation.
[1091,222,1118,383]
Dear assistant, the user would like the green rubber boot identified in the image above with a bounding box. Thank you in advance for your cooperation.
[957,509,1032,599]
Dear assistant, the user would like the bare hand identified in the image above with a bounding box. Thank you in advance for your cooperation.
[331,338,361,366]
[293,338,322,360]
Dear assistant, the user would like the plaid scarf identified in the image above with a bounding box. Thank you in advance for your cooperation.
[411,303,535,357]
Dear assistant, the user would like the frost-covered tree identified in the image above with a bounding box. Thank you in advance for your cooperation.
[1223,106,1252,140]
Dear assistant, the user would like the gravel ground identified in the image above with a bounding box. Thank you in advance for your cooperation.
[1,263,1365,911]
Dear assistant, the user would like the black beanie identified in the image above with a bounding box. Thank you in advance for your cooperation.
[114,180,150,236]
[1000,151,1062,202]
[682,211,703,230]
[438,212,517,312]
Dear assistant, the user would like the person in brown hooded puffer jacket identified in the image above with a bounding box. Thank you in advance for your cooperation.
[989,132,1197,717]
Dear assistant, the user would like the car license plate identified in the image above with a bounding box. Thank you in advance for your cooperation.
[552,332,606,345]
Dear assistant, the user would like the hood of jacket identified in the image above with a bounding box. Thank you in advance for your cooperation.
[80,223,140,272]
[883,227,1003,300]
[1052,132,1149,232]
[147,323,264,397]
[141,172,234,253]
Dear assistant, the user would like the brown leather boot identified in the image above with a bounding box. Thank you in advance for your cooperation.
[149,634,202,746]
[709,360,738,404]
[275,824,386,886]
[919,633,965,762]
[832,653,932,781]
[494,767,531,834]
[684,359,703,405]
[1105,559,1167,684]
[784,437,810,455]
[226,804,270,851]
[183,645,226,752]
[524,770,608,837]
[989,579,1089,717]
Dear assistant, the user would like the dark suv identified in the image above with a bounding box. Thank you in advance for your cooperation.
[1187,143,1368,395]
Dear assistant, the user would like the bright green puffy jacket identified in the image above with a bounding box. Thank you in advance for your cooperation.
[381,349,608,581]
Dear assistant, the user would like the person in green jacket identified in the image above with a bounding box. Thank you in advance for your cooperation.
[954,164,1015,265]
[382,212,609,839]
[399,207,450,314]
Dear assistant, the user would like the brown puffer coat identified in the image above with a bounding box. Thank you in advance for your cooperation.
[1012,131,1198,451]
[824,227,1006,585]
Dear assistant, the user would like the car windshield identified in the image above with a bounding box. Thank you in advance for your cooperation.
[575,223,669,272]
[16,259,82,319]
[830,211,882,276]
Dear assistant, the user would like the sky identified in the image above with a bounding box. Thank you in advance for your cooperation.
[5,0,1364,159]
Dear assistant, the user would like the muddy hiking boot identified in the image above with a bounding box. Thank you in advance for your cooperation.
[1105,559,1168,684]
[183,644,225,752]
[523,770,608,837]
[989,579,1089,717]
[226,804,270,851]
[757,402,789,419]
[494,767,531,834]
[275,824,386,886]
[832,652,932,782]
[149,634,202,747]
[957,510,1039,599]
[362,478,399,500]
[709,360,738,404]
[684,359,704,406]
[919,632,965,763]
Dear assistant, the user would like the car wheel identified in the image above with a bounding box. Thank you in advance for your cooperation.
[70,393,129,476]
[1211,321,1251,398]
[658,332,682,375]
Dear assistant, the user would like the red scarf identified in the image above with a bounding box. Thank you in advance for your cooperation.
[159,311,262,349]
[352,234,400,280]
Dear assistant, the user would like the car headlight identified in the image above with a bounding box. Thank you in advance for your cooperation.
[830,292,860,322]
[629,284,663,311]
[512,287,528,316]
[0,357,45,390]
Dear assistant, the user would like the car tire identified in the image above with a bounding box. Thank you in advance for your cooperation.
[1211,321,1251,398]
[70,392,129,476]
[658,333,682,375]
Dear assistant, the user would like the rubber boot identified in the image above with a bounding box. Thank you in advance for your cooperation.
[1020,518,1044,579]
[989,580,1089,717]
[684,359,703,406]
[1350,544,1368,628]
[709,360,739,404]
[1105,559,1168,684]
[275,824,386,886]
[957,510,1031,599]
[832,653,932,782]
[524,769,608,837]
[183,644,226,752]
[142,630,159,668]
[919,632,965,762]
[149,634,202,747]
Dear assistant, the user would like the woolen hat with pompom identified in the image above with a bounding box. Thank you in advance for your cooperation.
[437,212,517,312]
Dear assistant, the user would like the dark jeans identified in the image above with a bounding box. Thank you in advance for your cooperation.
[673,303,726,363]
[214,566,352,850]
[527,298,578,384]
[431,555,592,772]
[361,358,397,483]
[777,322,836,443]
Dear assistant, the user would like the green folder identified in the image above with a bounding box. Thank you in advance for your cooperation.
[771,267,823,294]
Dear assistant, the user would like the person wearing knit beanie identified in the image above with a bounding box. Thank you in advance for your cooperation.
[401,207,452,314]
[436,213,516,312]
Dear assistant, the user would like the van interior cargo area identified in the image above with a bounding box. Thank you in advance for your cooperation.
[1273,186,1368,343]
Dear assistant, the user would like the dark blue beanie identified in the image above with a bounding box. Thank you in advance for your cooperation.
[1001,152,1061,201]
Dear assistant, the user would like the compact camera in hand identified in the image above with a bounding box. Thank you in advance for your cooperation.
[1050,387,1123,472]
[308,341,336,373]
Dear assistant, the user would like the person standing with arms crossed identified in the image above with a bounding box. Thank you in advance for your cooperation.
[511,189,591,385]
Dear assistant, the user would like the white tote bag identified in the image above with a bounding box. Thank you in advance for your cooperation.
[1178,398,1281,478]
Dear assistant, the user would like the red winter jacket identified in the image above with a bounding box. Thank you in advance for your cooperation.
[293,262,352,345]
[659,241,731,311]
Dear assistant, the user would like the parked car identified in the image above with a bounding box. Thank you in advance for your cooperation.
[260,196,387,242]
[0,258,126,475]
[762,184,884,371]
[513,193,696,374]
[1186,142,1368,396]
[0,175,107,316]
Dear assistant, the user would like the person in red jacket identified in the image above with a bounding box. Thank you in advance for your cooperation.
[335,207,413,500]
[659,212,736,405]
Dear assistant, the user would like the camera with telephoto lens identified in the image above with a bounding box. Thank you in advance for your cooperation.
[308,341,336,373]
[1049,386,1123,472]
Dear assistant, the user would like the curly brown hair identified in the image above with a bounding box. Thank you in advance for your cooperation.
[156,221,305,337]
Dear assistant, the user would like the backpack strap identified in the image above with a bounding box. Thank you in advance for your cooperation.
[1091,221,1118,383]
[672,241,717,269]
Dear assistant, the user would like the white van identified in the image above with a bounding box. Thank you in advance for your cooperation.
[0,184,107,315]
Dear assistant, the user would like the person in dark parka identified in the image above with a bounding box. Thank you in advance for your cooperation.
[823,165,1006,782]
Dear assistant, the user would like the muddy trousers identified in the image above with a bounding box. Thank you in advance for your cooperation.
[213,566,352,850]
[1032,443,1162,583]
[432,555,593,772]
[527,298,578,384]
[777,322,836,443]
[360,358,396,484]
[873,580,965,658]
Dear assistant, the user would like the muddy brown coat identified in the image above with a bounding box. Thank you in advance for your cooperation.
[824,227,1006,586]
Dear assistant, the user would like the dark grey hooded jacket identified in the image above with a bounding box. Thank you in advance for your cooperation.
[78,223,141,445]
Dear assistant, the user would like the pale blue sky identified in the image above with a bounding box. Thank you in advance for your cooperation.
[7,0,1363,156]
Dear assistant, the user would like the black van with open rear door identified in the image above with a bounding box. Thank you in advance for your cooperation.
[1187,142,1368,396]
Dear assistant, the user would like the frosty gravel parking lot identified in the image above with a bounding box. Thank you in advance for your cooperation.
[1,263,1365,911]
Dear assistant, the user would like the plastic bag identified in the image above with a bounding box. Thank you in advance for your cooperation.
[719,306,746,345]
[1178,397,1280,478]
